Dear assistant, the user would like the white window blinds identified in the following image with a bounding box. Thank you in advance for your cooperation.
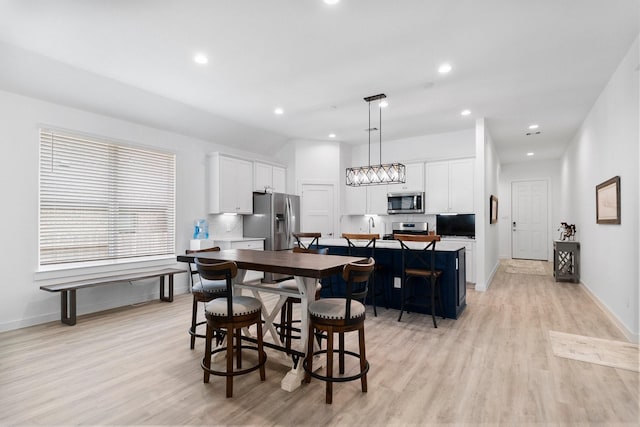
[39,129,176,265]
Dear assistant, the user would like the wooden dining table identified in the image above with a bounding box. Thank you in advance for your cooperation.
[177,248,366,391]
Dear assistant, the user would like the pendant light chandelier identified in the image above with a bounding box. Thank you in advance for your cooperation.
[345,93,406,186]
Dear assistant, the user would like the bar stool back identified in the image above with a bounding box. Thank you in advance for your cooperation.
[293,232,321,249]
[394,234,444,328]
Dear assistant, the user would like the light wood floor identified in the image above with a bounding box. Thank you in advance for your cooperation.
[1,260,638,426]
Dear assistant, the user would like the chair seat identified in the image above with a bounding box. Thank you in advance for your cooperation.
[309,298,365,320]
[193,278,227,294]
[405,268,443,278]
[205,296,262,317]
[278,279,322,292]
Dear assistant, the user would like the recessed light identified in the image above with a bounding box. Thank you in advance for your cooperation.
[274,108,284,115]
[438,63,452,74]
[528,124,539,130]
[193,53,208,65]
[324,0,340,4]
[527,152,535,156]
[328,133,336,138]
[379,100,388,108]
[460,109,471,116]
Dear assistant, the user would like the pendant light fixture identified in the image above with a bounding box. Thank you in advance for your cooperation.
[346,93,406,186]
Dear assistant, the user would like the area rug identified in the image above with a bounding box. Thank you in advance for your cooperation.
[549,330,639,372]
[502,259,548,276]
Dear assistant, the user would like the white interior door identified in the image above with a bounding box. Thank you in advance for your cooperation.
[301,183,335,237]
[512,180,548,260]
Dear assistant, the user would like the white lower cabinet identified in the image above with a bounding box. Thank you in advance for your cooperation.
[443,238,475,284]
[212,238,265,282]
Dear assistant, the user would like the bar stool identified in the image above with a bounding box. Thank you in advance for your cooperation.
[196,258,267,398]
[394,234,444,328]
[186,247,226,349]
[303,258,375,404]
[342,233,388,316]
[277,247,328,354]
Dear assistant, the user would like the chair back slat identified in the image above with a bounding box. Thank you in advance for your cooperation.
[293,232,322,249]
[185,247,221,288]
[342,258,375,321]
[342,233,379,250]
[394,234,439,276]
[342,234,379,302]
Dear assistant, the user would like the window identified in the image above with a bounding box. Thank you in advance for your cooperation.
[39,129,176,266]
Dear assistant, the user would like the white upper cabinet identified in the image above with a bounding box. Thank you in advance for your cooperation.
[448,159,474,213]
[425,161,450,213]
[425,158,474,214]
[367,183,390,215]
[272,166,286,193]
[208,153,253,214]
[396,162,424,192]
[253,162,286,193]
[343,185,367,215]
[343,184,389,215]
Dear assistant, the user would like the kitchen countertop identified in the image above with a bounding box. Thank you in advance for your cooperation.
[305,237,466,252]
[212,237,266,242]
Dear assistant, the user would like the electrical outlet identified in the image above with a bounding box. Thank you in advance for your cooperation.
[393,277,401,288]
[226,224,232,232]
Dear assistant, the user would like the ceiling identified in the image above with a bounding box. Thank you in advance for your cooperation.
[0,0,638,163]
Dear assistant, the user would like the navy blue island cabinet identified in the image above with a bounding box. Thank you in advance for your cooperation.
[320,244,467,320]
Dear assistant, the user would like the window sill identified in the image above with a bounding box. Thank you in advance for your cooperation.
[34,255,177,282]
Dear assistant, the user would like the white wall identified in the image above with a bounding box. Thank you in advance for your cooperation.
[0,90,272,331]
[560,36,639,341]
[498,159,562,259]
[475,119,501,291]
[350,128,475,165]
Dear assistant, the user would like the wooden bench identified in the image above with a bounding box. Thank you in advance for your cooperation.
[40,268,187,326]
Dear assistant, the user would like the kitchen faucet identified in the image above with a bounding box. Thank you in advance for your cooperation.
[368,216,375,233]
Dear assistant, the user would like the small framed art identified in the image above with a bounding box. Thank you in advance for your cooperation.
[490,195,498,224]
[596,176,621,224]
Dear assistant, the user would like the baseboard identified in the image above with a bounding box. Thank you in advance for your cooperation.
[0,285,190,333]
[475,259,500,292]
[580,280,639,344]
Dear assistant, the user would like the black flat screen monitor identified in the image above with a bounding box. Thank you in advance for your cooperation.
[436,214,475,238]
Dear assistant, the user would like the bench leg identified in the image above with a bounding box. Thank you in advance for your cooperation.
[61,290,77,326]
[160,274,174,302]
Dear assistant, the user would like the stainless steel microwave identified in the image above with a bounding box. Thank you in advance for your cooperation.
[387,192,425,214]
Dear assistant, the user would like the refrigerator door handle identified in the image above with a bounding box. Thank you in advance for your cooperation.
[284,196,291,248]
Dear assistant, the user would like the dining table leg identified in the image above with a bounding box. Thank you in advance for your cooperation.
[280,275,324,392]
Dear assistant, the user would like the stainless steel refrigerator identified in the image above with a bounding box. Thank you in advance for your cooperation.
[243,192,300,281]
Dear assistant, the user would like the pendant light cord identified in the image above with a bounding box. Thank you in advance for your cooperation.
[368,100,371,167]
[379,101,382,164]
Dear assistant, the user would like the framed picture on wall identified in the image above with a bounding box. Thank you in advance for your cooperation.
[596,176,621,224]
[490,195,498,224]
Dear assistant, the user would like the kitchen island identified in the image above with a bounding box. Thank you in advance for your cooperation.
[312,238,467,320]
